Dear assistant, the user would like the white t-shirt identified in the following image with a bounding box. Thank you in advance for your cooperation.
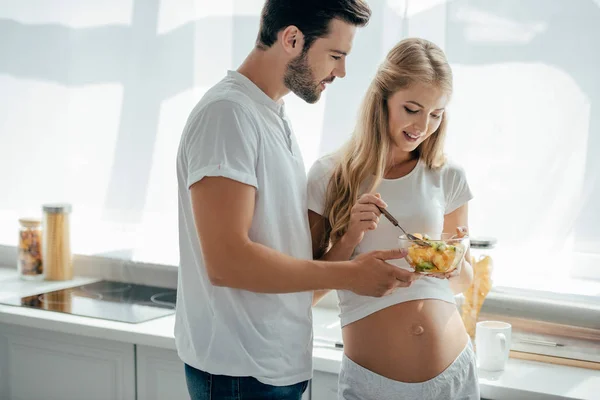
[175,71,314,386]
[307,155,473,327]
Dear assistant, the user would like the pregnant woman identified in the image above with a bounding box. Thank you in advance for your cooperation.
[307,38,479,399]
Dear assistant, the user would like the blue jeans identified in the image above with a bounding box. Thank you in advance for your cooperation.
[184,364,309,400]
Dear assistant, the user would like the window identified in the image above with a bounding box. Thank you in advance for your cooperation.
[442,0,600,290]
[1,1,599,300]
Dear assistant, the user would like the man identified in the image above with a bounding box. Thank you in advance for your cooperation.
[175,1,419,398]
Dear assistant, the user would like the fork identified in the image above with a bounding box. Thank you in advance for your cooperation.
[376,205,432,247]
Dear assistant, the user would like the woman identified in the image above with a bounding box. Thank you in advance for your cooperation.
[307,38,479,399]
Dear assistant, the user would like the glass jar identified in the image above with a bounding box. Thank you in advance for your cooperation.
[42,203,73,281]
[18,218,44,280]
[461,237,496,338]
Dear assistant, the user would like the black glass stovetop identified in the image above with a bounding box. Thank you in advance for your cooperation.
[0,280,176,324]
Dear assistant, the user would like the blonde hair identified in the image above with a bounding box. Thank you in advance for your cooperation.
[320,38,453,251]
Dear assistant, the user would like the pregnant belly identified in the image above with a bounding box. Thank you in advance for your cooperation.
[342,299,469,383]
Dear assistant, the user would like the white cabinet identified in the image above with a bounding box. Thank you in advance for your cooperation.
[311,370,338,400]
[0,323,135,400]
[0,321,315,400]
[136,345,190,400]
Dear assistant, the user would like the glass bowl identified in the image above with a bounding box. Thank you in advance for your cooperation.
[398,233,470,274]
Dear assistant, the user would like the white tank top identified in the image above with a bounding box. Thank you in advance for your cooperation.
[307,155,473,327]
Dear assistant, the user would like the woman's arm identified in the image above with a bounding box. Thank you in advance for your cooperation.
[309,194,420,306]
[309,209,362,305]
[442,203,474,294]
[309,210,332,305]
[308,194,381,306]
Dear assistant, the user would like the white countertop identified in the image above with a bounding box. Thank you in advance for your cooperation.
[1,267,599,399]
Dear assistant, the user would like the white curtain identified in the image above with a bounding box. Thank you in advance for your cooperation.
[0,0,598,293]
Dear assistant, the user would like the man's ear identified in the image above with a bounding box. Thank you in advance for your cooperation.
[279,25,304,55]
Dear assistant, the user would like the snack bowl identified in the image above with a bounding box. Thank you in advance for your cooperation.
[399,233,469,274]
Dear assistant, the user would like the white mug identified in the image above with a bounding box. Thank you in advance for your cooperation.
[475,321,512,371]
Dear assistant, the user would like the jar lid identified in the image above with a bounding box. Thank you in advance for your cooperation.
[471,237,497,249]
[43,203,72,214]
[19,218,41,228]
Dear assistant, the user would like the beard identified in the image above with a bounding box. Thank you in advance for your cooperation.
[283,51,321,104]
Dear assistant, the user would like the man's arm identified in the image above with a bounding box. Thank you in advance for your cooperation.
[191,176,343,293]
[191,176,416,295]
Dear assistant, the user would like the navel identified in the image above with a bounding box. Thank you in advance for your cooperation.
[411,324,425,336]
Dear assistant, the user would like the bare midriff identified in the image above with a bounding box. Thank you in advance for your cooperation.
[342,299,468,383]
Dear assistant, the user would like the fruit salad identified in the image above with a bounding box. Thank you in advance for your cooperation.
[405,233,466,274]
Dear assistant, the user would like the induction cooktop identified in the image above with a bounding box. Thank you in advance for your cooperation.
[0,280,176,324]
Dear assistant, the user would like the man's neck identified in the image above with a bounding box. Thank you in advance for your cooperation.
[237,47,290,103]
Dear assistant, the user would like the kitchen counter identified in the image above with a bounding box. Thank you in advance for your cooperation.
[0,270,177,350]
[1,267,599,399]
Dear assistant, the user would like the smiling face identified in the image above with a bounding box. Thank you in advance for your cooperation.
[283,18,356,103]
[387,81,449,153]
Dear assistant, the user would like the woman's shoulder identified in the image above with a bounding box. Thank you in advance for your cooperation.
[425,157,467,180]
[442,158,467,177]
[307,153,339,182]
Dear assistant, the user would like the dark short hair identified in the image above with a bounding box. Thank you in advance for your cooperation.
[257,0,371,51]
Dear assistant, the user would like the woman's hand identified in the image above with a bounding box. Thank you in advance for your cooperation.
[431,226,468,279]
[342,193,386,248]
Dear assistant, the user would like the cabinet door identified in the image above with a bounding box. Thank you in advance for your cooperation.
[136,345,190,400]
[311,371,338,400]
[0,324,135,400]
